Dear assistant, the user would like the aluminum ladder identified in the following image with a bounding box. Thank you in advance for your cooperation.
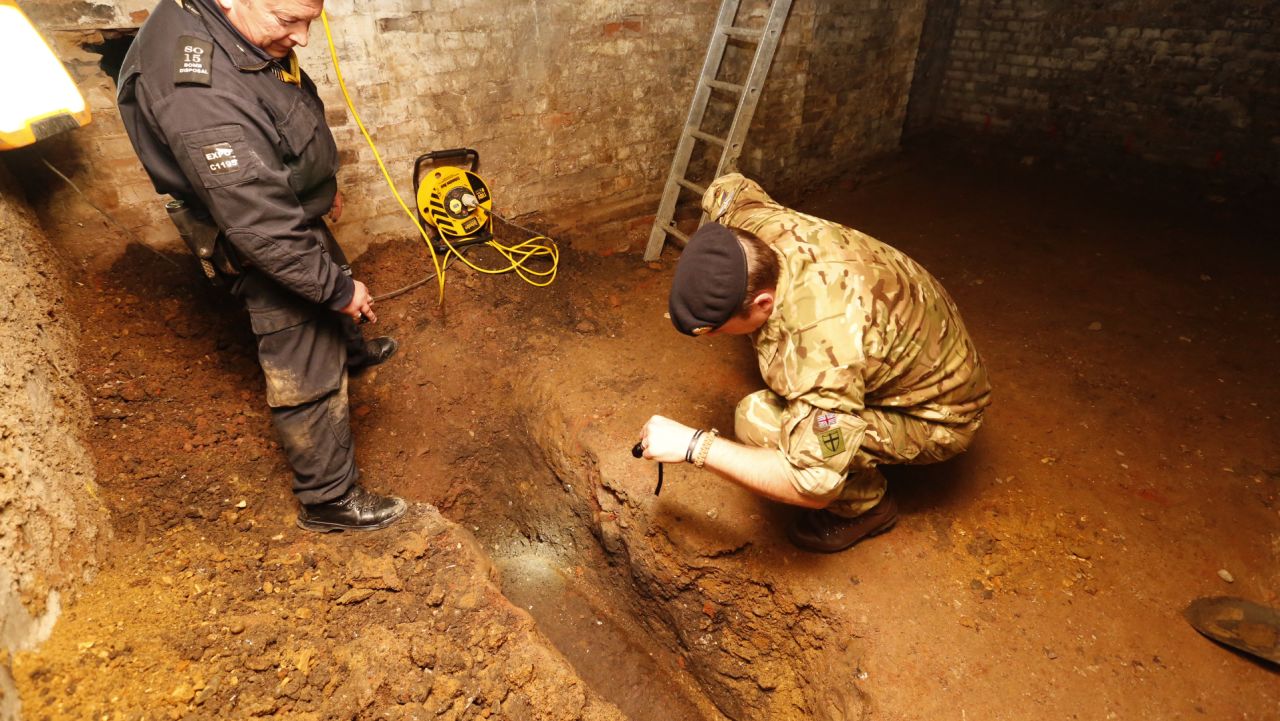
[643,0,793,261]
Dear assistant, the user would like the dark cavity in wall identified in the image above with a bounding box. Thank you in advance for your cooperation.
[81,30,136,84]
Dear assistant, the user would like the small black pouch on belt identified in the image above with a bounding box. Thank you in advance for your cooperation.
[165,198,240,282]
[314,219,353,277]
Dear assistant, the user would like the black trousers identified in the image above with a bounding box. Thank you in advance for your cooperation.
[235,268,371,505]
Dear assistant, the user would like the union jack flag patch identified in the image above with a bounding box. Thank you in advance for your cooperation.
[814,412,839,431]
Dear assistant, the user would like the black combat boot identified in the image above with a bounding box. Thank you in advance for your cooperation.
[363,336,398,366]
[350,336,398,373]
[297,485,407,532]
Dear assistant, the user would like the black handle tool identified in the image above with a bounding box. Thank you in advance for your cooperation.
[631,442,664,495]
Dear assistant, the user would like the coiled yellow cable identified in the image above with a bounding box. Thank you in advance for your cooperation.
[319,11,558,300]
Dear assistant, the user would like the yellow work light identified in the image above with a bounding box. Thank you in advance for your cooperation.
[0,0,91,150]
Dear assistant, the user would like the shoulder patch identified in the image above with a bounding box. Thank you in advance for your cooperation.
[174,35,213,86]
[817,429,845,458]
[201,142,241,175]
[813,411,840,431]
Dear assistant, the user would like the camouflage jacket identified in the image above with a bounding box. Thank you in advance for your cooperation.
[702,174,992,499]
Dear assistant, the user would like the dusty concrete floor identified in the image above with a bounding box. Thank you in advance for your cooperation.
[13,151,1280,720]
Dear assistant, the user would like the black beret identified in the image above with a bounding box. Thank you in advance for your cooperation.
[668,222,747,336]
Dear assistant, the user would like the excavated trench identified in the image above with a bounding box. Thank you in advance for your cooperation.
[332,236,876,721]
[6,181,874,718]
[439,372,870,721]
[317,236,875,720]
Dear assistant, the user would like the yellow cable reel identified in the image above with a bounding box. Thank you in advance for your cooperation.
[413,148,493,254]
[321,12,558,299]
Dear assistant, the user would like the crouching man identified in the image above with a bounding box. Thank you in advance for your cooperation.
[639,174,992,552]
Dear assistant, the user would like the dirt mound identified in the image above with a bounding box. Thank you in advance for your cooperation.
[16,502,623,720]
[0,168,109,721]
[13,241,627,720]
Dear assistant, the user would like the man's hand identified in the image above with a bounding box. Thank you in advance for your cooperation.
[639,415,699,463]
[328,190,344,223]
[339,279,377,324]
[638,414,829,508]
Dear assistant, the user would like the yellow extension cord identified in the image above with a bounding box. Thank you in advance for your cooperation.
[319,11,558,301]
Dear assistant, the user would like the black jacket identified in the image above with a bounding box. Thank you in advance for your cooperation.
[117,0,354,316]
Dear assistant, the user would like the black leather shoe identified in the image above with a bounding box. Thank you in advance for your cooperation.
[297,485,407,532]
[351,336,398,372]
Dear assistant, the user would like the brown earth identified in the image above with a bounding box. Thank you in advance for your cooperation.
[13,150,1280,720]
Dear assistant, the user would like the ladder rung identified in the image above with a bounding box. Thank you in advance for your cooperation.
[706,79,744,94]
[664,225,691,246]
[676,178,707,196]
[646,0,794,262]
[689,129,726,147]
[722,26,763,41]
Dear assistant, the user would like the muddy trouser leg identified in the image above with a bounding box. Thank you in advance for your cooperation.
[734,389,984,518]
[240,276,358,504]
[338,314,375,368]
[270,371,358,505]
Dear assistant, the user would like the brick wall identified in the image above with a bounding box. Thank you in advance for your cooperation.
[914,0,1280,187]
[16,0,923,267]
[13,1,1276,267]
[724,0,928,190]
[766,0,927,186]
[905,0,960,136]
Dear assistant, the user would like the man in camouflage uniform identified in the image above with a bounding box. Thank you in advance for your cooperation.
[639,173,991,552]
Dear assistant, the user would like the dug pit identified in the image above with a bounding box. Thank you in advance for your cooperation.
[12,216,869,721]
[333,231,873,720]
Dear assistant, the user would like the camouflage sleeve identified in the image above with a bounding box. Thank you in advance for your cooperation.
[702,173,745,220]
[775,397,867,500]
[773,259,876,500]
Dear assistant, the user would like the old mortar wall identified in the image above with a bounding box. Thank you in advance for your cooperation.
[18,0,926,268]
[733,0,928,187]
[0,163,110,721]
[909,0,1280,187]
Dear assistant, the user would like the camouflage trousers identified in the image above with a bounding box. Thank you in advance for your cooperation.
[734,390,983,517]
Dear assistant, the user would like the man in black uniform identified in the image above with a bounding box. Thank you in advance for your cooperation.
[117,0,407,531]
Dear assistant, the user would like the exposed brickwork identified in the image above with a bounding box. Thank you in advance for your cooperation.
[738,0,927,191]
[14,1,1279,267]
[18,0,923,266]
[915,0,1280,186]
[905,0,960,136]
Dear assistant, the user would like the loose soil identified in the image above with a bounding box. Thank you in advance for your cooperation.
[14,150,1280,720]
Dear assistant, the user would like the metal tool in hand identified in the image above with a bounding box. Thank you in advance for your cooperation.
[631,442,664,496]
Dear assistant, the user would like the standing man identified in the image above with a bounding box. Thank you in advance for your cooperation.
[117,0,407,531]
[640,173,992,553]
